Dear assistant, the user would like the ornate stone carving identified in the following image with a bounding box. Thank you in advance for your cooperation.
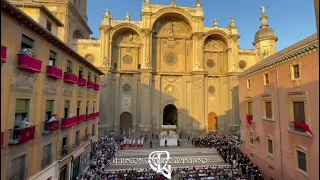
[101,57,110,67]
[122,94,131,109]
[143,58,152,69]
[164,85,177,97]
[63,84,73,97]
[208,86,215,94]
[101,75,108,87]
[123,55,133,64]
[206,59,215,68]
[209,96,216,107]
[142,76,150,87]
[14,73,34,93]
[155,20,191,38]
[163,76,178,83]
[86,92,90,98]
[204,39,224,51]
[164,52,178,66]
[121,74,133,83]
[195,61,204,71]
[122,84,131,92]
[197,78,203,88]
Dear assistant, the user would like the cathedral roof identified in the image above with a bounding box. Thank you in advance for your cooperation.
[254,27,277,43]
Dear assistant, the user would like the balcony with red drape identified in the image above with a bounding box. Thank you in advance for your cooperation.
[17,54,42,72]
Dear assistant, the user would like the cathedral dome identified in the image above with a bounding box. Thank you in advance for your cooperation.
[254,27,277,43]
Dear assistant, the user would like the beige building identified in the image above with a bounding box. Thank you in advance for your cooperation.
[1,1,103,180]
[70,1,278,135]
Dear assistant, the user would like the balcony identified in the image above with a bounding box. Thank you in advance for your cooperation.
[94,83,100,90]
[1,132,3,148]
[42,120,60,134]
[64,72,78,84]
[78,77,87,86]
[1,46,7,63]
[47,66,63,79]
[8,126,36,145]
[87,81,95,88]
[17,54,42,72]
[61,117,78,128]
[77,114,86,123]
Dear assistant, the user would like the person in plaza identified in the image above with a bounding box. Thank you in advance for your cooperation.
[133,137,136,148]
[141,137,144,148]
[137,138,140,147]
[165,139,167,147]
[129,138,132,148]
[149,140,152,148]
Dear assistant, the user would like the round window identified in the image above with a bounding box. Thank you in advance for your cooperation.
[207,59,215,68]
[123,84,131,92]
[238,60,247,69]
[123,55,133,64]
[208,86,215,94]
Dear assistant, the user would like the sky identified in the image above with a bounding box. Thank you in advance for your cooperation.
[87,0,316,51]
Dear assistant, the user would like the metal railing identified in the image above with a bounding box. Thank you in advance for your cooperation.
[42,120,60,134]
[8,126,36,145]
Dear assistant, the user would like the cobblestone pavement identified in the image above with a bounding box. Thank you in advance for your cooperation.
[108,140,229,171]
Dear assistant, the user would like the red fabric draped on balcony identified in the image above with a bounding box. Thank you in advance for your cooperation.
[246,115,252,125]
[49,121,59,132]
[19,126,36,144]
[61,117,78,128]
[17,54,42,72]
[86,114,93,121]
[92,112,100,119]
[94,83,100,90]
[1,46,7,63]
[77,115,86,123]
[47,66,63,79]
[1,132,4,148]
[64,73,78,84]
[78,77,87,86]
[293,122,313,135]
[87,81,95,88]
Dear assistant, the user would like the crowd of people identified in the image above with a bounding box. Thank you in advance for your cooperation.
[76,134,267,180]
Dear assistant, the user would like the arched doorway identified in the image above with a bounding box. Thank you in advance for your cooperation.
[120,112,132,133]
[208,112,217,131]
[163,104,177,126]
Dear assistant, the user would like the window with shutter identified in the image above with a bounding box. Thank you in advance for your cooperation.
[264,73,270,85]
[93,101,95,113]
[45,100,54,121]
[86,101,89,115]
[15,99,30,128]
[77,101,81,116]
[49,51,57,67]
[66,61,73,73]
[249,132,254,145]
[92,124,95,136]
[79,67,83,77]
[293,102,306,132]
[64,101,70,118]
[42,143,52,169]
[88,72,91,82]
[247,102,252,115]
[297,150,307,172]
[21,35,34,51]
[75,130,80,146]
[11,155,26,180]
[265,102,272,119]
[292,64,300,79]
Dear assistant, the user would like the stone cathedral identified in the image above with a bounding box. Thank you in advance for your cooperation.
[75,0,277,135]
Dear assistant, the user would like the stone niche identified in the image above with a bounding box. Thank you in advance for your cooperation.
[203,37,228,74]
[14,71,36,93]
[112,30,141,71]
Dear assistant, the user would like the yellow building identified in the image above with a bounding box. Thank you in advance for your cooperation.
[1,1,103,180]
[71,1,278,135]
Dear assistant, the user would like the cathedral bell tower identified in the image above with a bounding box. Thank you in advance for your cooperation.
[253,6,278,62]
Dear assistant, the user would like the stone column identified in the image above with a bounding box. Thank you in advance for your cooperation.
[99,26,111,67]
[192,32,205,70]
[114,74,120,133]
[141,29,152,69]
[139,71,152,133]
[192,73,205,132]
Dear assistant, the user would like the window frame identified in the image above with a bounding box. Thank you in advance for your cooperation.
[66,60,73,74]
[46,20,52,32]
[86,101,89,115]
[287,92,310,135]
[295,147,308,175]
[290,62,302,81]
[21,34,35,51]
[94,75,97,83]
[45,100,55,121]
[87,71,92,82]
[264,72,270,85]
[249,131,254,146]
[75,130,80,146]
[64,100,70,118]
[246,78,251,89]
[262,95,274,121]
[14,99,31,129]
[41,143,52,169]
[266,136,274,156]
[76,101,81,116]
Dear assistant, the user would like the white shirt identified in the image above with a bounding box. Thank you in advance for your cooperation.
[48,116,56,122]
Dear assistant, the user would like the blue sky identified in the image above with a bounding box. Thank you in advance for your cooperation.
[87,0,316,51]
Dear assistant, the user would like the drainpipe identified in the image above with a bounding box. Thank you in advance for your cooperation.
[275,66,284,179]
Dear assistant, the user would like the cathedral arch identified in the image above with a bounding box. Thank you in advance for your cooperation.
[151,12,193,72]
[111,26,142,71]
[73,30,83,39]
[203,33,229,74]
[120,112,133,133]
[151,7,194,31]
[111,23,142,40]
[208,112,217,131]
[203,30,230,48]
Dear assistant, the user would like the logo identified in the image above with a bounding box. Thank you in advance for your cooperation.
[148,151,172,179]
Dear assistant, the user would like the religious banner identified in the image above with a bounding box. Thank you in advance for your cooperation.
[49,121,59,132]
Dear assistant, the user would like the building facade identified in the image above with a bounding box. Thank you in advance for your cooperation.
[239,34,319,180]
[1,1,103,180]
[71,1,278,135]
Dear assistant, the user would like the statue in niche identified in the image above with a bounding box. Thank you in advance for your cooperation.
[101,57,110,67]
[262,49,269,58]
[143,58,151,69]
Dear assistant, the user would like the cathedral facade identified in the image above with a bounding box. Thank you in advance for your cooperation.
[75,0,277,135]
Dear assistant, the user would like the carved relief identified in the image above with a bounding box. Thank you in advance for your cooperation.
[14,73,35,93]
[163,76,178,83]
[154,19,191,38]
[164,85,177,97]
[63,84,73,97]
[114,31,141,46]
[164,52,178,66]
[204,39,224,51]
[122,84,132,93]
[142,76,150,87]
[101,75,108,87]
[77,87,83,97]
[121,74,133,83]
[123,55,133,64]
[45,80,58,95]
[122,94,131,109]
[208,96,216,107]
[197,78,203,88]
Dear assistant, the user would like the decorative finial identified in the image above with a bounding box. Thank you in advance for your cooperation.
[213,18,218,28]
[261,5,266,15]
[125,12,130,22]
[259,6,269,29]
[104,9,110,17]
[144,0,150,3]
[171,0,176,6]
[228,16,236,28]
[196,0,201,7]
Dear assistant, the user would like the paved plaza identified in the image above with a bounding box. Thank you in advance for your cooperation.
[108,141,229,171]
